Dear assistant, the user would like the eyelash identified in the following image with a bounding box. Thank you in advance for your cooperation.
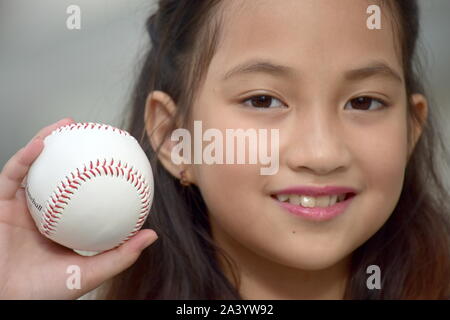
[240,95,389,111]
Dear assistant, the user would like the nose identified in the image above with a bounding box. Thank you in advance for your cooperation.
[285,103,351,176]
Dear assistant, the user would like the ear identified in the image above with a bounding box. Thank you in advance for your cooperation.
[144,90,193,183]
[408,93,428,158]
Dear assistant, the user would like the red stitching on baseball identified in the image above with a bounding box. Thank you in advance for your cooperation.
[39,156,152,251]
[53,123,131,138]
[41,123,149,248]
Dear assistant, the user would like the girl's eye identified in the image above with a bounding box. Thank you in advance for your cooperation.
[344,96,388,111]
[240,95,388,111]
[241,95,286,109]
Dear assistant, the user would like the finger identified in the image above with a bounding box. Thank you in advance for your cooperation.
[82,230,158,291]
[31,117,75,141]
[0,118,75,200]
[0,137,44,200]
[17,117,73,189]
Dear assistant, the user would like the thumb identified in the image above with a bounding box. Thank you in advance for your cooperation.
[82,229,158,291]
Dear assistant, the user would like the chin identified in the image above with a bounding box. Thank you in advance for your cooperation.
[270,247,350,271]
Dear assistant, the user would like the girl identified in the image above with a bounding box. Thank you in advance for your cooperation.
[1,0,449,299]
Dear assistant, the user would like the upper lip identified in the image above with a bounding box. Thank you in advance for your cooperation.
[271,185,358,197]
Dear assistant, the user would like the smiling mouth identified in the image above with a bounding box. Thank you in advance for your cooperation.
[270,192,357,221]
[270,192,356,208]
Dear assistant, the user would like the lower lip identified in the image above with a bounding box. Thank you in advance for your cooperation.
[272,194,355,222]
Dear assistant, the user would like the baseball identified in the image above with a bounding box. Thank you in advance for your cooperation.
[25,122,154,256]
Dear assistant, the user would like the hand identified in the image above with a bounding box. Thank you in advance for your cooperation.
[0,118,158,299]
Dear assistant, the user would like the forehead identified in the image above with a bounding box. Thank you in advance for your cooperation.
[209,0,401,79]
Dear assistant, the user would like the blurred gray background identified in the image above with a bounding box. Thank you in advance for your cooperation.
[0,0,449,186]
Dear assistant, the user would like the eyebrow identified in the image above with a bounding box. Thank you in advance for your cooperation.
[344,62,403,83]
[221,59,403,84]
[221,60,297,81]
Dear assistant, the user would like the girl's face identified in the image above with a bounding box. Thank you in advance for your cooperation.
[182,0,424,273]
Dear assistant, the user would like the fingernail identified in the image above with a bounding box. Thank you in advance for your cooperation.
[140,232,158,251]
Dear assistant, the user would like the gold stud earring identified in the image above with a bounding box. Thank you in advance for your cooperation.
[179,169,191,186]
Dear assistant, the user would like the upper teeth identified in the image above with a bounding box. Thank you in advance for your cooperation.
[275,194,347,207]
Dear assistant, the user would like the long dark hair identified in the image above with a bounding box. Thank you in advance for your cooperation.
[99,0,450,299]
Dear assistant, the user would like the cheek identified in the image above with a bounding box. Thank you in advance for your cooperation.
[194,161,272,245]
[360,120,408,201]
[195,163,261,220]
[349,116,409,241]
[190,103,270,226]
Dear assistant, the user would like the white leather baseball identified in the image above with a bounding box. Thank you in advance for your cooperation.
[25,122,154,256]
